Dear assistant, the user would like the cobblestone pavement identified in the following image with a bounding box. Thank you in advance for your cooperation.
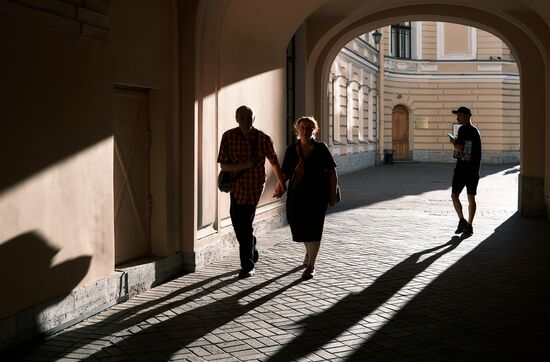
[7,163,550,361]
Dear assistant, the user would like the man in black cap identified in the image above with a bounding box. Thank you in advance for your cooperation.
[449,106,482,236]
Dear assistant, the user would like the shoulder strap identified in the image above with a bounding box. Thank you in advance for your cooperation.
[296,142,303,161]
[251,130,260,155]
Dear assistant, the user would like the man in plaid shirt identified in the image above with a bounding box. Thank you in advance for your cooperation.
[217,105,286,278]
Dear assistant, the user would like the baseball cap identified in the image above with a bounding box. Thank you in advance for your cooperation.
[452,106,471,116]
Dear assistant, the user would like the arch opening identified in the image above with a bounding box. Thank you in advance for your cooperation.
[322,20,520,173]
[308,5,546,216]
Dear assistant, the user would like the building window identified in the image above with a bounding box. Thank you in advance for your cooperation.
[390,22,411,59]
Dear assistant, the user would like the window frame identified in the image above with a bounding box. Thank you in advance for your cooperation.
[390,22,412,59]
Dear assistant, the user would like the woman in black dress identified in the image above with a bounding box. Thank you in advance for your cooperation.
[275,116,338,279]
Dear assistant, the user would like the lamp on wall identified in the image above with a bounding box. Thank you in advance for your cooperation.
[372,29,382,45]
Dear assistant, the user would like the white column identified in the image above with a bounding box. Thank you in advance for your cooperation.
[346,80,354,142]
[358,69,365,142]
[368,74,374,141]
[333,74,341,143]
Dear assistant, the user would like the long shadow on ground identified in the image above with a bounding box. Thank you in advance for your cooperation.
[84,267,304,361]
[6,269,239,360]
[269,213,549,361]
[267,236,467,361]
[345,213,550,361]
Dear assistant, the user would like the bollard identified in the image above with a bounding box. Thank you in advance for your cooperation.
[384,149,394,165]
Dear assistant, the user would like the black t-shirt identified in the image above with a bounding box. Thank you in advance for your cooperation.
[281,140,336,202]
[455,123,482,173]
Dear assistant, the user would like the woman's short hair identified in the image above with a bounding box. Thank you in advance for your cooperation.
[294,116,319,138]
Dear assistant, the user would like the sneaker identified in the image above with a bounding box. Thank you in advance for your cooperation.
[462,223,473,236]
[302,266,315,280]
[253,248,259,263]
[455,218,468,234]
[238,268,255,279]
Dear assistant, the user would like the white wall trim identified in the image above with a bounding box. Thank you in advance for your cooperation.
[414,22,422,60]
[346,62,354,141]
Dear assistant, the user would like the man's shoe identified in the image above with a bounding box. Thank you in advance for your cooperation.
[462,223,473,236]
[455,218,468,234]
[238,268,255,279]
[253,248,259,263]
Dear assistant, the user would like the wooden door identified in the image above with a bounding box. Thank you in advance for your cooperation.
[113,87,151,265]
[392,106,409,160]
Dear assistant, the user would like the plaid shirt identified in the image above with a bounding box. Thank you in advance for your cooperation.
[217,127,279,205]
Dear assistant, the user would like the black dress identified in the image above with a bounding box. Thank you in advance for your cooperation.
[281,140,337,242]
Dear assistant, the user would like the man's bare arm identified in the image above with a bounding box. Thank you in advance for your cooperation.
[220,160,253,172]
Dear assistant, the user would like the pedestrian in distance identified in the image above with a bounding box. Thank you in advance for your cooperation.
[448,106,482,236]
[274,116,339,279]
[217,105,286,279]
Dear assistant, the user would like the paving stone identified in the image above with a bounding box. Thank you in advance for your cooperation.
[7,164,549,362]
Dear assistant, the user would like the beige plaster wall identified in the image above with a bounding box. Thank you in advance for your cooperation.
[384,77,520,154]
[478,28,511,60]
[195,0,318,238]
[0,14,113,318]
[110,0,177,257]
[217,70,287,222]
[422,21,438,59]
[0,0,179,320]
[547,59,550,218]
[215,5,289,219]
[443,23,471,55]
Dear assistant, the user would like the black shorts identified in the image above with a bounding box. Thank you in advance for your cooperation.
[452,170,479,195]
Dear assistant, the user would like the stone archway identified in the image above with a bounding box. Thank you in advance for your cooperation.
[307,4,547,217]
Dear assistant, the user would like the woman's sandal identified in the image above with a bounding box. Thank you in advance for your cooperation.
[302,266,316,280]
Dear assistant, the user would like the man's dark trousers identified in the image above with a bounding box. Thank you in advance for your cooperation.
[230,194,257,272]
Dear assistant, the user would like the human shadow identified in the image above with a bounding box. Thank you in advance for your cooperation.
[503,165,520,174]
[331,163,518,214]
[85,266,304,361]
[346,213,550,361]
[0,231,91,352]
[13,268,241,360]
[267,236,466,361]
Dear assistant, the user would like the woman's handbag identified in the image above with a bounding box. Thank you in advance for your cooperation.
[217,171,232,193]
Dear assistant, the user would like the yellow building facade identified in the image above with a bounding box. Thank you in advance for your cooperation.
[329,22,520,173]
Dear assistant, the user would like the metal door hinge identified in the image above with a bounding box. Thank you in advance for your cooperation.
[147,193,153,217]
[146,126,152,149]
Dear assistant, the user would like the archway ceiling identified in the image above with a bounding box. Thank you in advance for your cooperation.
[304,0,549,59]
[308,0,550,25]
[210,0,547,89]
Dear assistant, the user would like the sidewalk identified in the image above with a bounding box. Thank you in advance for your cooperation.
[8,163,550,361]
